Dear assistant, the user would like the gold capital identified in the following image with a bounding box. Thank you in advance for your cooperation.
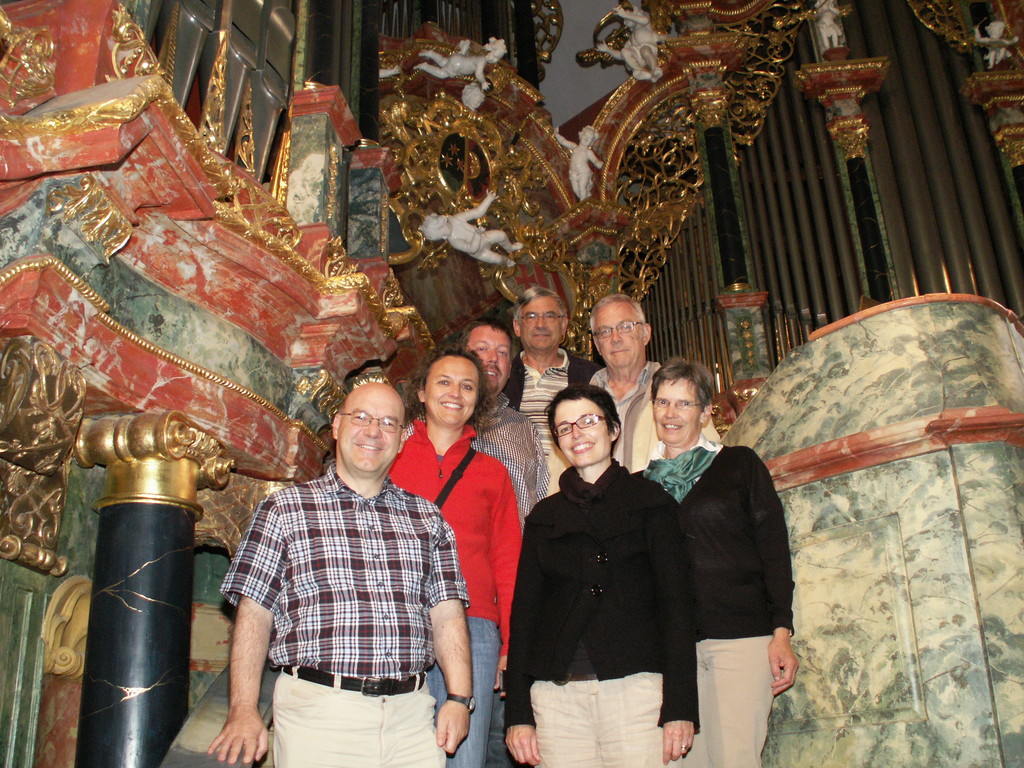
[693,89,730,128]
[994,123,1024,167]
[74,412,233,516]
[828,115,870,159]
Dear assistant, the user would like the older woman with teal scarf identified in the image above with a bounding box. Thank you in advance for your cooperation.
[644,359,798,768]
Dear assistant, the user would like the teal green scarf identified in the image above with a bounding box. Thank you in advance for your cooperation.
[644,446,717,503]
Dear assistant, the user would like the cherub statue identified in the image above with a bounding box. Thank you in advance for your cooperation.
[813,0,845,52]
[975,19,1018,70]
[556,126,604,201]
[414,37,507,91]
[596,5,665,83]
[419,191,523,267]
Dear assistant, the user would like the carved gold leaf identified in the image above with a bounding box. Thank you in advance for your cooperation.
[905,0,971,52]
[533,0,564,80]
[0,8,56,109]
[296,369,346,420]
[47,175,133,261]
[199,32,230,152]
[197,475,290,555]
[110,3,164,81]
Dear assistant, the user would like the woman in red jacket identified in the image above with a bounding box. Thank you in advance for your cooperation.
[390,346,522,768]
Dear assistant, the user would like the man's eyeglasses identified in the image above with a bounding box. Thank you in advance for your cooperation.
[652,398,704,411]
[592,320,642,340]
[519,311,566,323]
[338,411,403,433]
[554,413,606,438]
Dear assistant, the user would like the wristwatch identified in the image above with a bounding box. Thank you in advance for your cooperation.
[446,693,476,712]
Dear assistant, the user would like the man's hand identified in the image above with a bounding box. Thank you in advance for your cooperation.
[661,720,694,764]
[769,628,799,695]
[436,700,471,754]
[506,724,541,766]
[207,705,268,765]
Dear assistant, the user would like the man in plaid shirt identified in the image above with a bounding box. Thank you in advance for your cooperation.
[209,382,472,767]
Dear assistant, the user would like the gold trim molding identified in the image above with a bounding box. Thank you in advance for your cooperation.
[42,575,91,678]
[47,175,133,261]
[0,337,85,577]
[74,411,233,516]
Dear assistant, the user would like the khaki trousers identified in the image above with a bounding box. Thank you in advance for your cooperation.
[531,672,678,768]
[684,636,775,768]
[273,671,445,768]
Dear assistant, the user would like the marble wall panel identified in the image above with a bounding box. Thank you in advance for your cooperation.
[765,452,1005,767]
[951,441,1024,759]
[286,114,337,230]
[726,299,1024,461]
[347,166,388,261]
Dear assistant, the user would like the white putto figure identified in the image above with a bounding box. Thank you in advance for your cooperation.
[597,5,665,83]
[975,19,1018,70]
[813,0,845,52]
[415,37,507,91]
[420,191,523,267]
[556,126,604,201]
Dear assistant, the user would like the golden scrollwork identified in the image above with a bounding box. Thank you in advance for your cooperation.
[199,32,230,152]
[75,411,234,515]
[109,3,163,81]
[379,91,541,270]
[0,9,56,110]
[904,0,971,53]
[326,143,340,225]
[296,369,346,421]
[720,0,806,146]
[614,92,704,211]
[235,80,256,174]
[270,111,293,207]
[42,575,91,678]
[618,198,698,299]
[533,0,564,81]
[197,475,290,555]
[47,175,133,262]
[0,337,85,577]
[828,115,870,159]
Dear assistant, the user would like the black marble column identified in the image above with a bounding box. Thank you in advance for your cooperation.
[846,156,893,302]
[703,125,749,287]
[76,502,196,768]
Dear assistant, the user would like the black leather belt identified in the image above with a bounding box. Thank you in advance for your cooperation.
[283,666,425,696]
[552,672,599,685]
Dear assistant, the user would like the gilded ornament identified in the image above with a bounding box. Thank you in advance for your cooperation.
[42,575,92,678]
[110,4,163,80]
[0,337,85,577]
[993,123,1024,167]
[199,32,230,152]
[828,115,869,159]
[235,81,256,174]
[533,0,564,81]
[693,89,730,127]
[0,9,56,109]
[904,0,971,53]
[326,144,340,226]
[197,475,290,555]
[47,175,133,262]
[296,369,346,420]
[270,111,292,207]
[75,411,234,515]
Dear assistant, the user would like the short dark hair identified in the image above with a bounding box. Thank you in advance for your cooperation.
[546,383,621,447]
[651,358,715,409]
[460,318,515,351]
[404,346,495,430]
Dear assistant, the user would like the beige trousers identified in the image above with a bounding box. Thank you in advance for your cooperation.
[683,636,775,768]
[272,672,445,768]
[530,672,678,768]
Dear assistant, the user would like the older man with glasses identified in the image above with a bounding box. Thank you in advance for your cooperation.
[504,286,600,493]
[589,293,718,472]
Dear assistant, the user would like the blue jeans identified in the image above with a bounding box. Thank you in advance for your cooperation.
[428,616,500,768]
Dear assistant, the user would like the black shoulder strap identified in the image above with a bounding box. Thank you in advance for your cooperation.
[434,447,476,509]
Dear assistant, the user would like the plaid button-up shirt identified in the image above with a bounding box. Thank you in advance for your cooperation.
[221,466,468,679]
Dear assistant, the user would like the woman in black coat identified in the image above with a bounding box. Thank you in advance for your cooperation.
[504,384,697,768]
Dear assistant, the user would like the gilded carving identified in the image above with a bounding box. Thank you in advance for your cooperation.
[0,337,85,577]
[904,0,971,53]
[110,3,163,81]
[47,175,133,261]
[42,575,92,678]
[296,370,346,421]
[533,0,564,81]
[618,199,697,299]
[197,476,290,556]
[235,81,256,174]
[0,9,56,110]
[75,411,234,515]
[326,144,340,225]
[199,32,230,153]
[828,115,870,159]
[692,88,730,127]
[993,123,1024,167]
